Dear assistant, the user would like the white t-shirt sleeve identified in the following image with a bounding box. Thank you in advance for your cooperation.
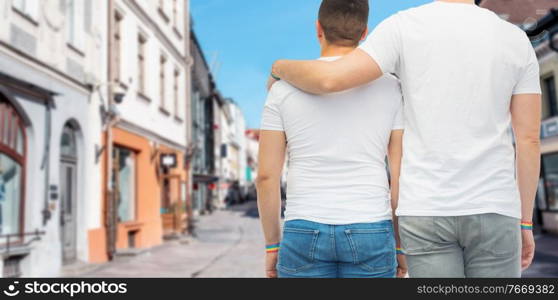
[513,40,542,95]
[358,14,402,75]
[260,85,285,131]
[392,100,405,130]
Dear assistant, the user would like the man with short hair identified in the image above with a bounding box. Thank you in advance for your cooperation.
[270,0,541,278]
[257,0,407,278]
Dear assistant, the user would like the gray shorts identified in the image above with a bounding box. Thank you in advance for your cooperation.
[399,214,521,278]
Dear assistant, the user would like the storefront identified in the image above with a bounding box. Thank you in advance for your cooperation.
[95,126,188,260]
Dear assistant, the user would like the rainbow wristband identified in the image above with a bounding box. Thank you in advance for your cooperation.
[266,243,280,253]
[520,221,533,231]
[396,247,404,255]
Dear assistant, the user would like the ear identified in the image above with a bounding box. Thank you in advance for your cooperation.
[360,26,369,41]
[316,20,325,40]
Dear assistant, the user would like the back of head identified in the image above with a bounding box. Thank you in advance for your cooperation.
[318,0,369,47]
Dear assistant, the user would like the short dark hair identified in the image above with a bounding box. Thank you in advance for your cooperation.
[318,0,369,47]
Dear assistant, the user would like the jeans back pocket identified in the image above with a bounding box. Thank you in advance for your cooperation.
[344,228,395,272]
[278,227,320,274]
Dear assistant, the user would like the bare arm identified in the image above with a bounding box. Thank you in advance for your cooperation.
[256,130,287,246]
[511,93,541,271]
[271,49,382,94]
[511,94,541,223]
[387,130,404,247]
[388,129,406,278]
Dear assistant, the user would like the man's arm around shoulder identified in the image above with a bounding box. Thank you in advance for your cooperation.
[271,49,382,94]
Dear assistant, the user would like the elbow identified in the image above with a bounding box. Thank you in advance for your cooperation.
[255,174,277,190]
[516,135,541,147]
[320,77,341,94]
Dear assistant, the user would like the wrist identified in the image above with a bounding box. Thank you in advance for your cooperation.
[520,221,533,231]
[266,243,280,253]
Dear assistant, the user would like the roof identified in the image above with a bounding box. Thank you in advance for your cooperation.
[479,0,558,26]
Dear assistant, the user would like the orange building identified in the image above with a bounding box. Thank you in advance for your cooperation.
[88,0,192,263]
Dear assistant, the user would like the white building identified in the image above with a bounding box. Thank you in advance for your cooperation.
[0,0,107,276]
[214,98,247,207]
[97,0,191,260]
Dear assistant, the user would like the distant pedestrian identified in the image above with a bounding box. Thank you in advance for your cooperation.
[257,0,407,278]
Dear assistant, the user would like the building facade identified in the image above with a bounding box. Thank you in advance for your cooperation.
[214,98,247,207]
[190,30,218,215]
[0,0,107,276]
[93,0,192,262]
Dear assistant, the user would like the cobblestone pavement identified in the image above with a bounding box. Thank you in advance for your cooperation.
[81,201,265,278]
[79,200,557,278]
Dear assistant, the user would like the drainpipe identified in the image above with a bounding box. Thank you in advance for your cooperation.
[184,2,194,235]
[41,100,53,226]
[105,0,116,260]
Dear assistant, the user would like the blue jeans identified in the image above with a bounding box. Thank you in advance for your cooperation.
[277,219,397,278]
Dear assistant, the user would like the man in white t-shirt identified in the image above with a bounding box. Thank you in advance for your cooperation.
[270,0,542,278]
[257,0,407,278]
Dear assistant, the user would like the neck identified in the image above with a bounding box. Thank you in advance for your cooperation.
[320,45,356,57]
[437,0,475,4]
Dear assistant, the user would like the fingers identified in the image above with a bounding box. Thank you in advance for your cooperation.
[521,249,534,271]
[397,267,408,278]
[521,243,535,271]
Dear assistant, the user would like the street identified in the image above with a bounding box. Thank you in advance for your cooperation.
[79,201,558,278]
[81,202,265,278]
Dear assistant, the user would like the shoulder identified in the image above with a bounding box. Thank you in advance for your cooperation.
[268,80,302,105]
[397,2,436,17]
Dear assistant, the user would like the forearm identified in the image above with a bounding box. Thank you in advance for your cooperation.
[271,49,381,95]
[257,179,282,245]
[391,177,401,248]
[516,141,541,222]
[272,60,333,94]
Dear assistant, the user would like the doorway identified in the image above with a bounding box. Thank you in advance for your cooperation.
[60,124,78,265]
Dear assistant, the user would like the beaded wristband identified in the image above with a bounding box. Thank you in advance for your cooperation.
[266,243,280,253]
[396,247,404,255]
[520,221,533,231]
[271,73,281,81]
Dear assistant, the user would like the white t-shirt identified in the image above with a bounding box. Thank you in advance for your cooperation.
[261,57,404,225]
[359,1,541,218]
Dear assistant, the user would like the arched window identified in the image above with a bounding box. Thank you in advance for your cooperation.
[60,124,77,160]
[0,97,26,240]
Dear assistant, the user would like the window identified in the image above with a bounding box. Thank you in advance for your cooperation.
[114,12,123,83]
[174,69,180,118]
[113,147,136,223]
[160,55,167,110]
[543,153,558,211]
[138,34,147,95]
[66,0,84,50]
[544,76,558,119]
[12,0,39,21]
[0,99,26,244]
[158,0,169,22]
[173,0,178,27]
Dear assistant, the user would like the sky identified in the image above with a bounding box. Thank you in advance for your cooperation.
[190,0,432,128]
